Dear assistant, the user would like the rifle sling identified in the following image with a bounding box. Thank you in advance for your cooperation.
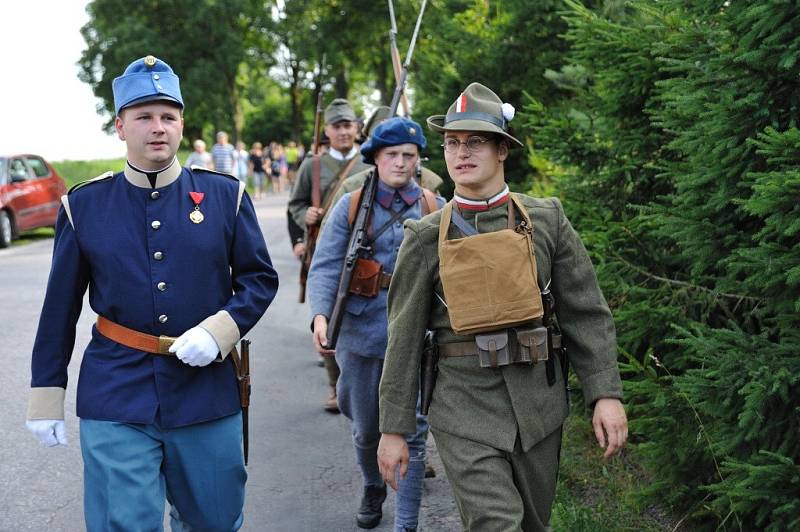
[311,155,359,214]
[369,202,414,243]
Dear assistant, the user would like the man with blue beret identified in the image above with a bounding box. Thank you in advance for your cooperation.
[322,106,444,225]
[307,116,443,531]
[25,55,278,531]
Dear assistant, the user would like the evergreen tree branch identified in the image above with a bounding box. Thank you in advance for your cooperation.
[611,252,763,304]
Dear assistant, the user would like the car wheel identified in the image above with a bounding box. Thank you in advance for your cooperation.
[0,211,12,248]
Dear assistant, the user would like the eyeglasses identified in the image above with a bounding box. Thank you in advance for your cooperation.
[441,136,492,154]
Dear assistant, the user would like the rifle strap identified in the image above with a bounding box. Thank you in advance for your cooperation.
[319,156,359,214]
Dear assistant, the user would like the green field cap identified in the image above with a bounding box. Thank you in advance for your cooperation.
[324,98,357,124]
[363,106,391,138]
[427,82,523,148]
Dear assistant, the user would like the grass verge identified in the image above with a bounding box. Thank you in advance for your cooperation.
[552,402,677,531]
[52,150,192,188]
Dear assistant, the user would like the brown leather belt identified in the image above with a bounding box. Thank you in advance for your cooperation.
[438,341,478,357]
[379,272,393,289]
[96,316,177,355]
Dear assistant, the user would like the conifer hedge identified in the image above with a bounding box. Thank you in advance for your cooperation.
[524,2,800,529]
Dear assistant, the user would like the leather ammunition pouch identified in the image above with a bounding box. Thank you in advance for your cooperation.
[348,257,389,298]
[515,324,549,364]
[475,331,511,368]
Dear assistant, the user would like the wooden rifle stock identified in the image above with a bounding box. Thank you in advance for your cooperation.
[298,56,326,303]
[326,171,379,349]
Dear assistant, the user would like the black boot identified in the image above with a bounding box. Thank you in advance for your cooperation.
[356,484,387,529]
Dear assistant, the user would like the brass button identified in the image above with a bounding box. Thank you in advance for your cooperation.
[153,74,160,80]
[153,251,163,260]
[157,282,167,291]
[151,220,161,230]
[158,314,168,323]
[151,191,160,200]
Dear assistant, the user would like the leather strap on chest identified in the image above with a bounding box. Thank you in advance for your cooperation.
[314,156,360,214]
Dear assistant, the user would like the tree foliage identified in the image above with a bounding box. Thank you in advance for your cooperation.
[526,1,800,529]
[78,0,270,142]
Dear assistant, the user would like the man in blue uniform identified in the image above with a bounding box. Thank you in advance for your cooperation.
[308,117,443,531]
[25,55,278,531]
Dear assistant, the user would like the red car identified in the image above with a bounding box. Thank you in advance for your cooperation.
[0,154,67,248]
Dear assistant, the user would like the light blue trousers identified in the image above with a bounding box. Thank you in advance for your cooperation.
[80,413,246,532]
[336,352,428,531]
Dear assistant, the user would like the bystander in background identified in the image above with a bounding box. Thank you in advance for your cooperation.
[235,141,249,184]
[249,142,267,200]
[184,139,213,168]
[211,131,236,175]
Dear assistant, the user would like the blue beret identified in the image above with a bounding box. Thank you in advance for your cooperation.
[112,55,183,116]
[361,116,427,164]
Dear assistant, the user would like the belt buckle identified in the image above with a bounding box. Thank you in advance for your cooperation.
[158,335,177,355]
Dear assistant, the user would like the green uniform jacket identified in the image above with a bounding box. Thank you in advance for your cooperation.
[287,152,372,230]
[378,194,623,452]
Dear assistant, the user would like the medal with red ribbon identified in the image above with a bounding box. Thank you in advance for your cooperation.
[189,191,205,224]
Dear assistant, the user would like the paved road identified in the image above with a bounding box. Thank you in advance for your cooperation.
[0,192,459,531]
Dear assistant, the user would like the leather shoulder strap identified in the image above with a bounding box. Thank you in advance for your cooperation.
[311,155,321,207]
[321,156,359,213]
[421,188,439,216]
[347,187,363,226]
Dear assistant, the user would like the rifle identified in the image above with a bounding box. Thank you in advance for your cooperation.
[299,54,326,303]
[387,0,410,116]
[326,0,428,349]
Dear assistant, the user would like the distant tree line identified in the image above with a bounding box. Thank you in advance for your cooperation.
[79,1,799,529]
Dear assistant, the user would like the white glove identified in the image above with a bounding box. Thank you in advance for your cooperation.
[169,327,220,367]
[26,419,68,447]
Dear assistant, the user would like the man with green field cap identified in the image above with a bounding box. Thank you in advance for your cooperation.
[289,97,371,412]
[377,82,628,531]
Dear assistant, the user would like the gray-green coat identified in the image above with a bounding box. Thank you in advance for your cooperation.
[287,152,371,231]
[378,194,623,452]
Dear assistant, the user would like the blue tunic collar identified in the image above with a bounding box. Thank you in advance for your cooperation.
[376,179,421,209]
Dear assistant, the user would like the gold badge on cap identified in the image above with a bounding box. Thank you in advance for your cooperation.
[144,55,157,67]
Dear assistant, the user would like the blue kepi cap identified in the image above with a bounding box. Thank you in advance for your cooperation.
[112,55,184,116]
[361,116,427,164]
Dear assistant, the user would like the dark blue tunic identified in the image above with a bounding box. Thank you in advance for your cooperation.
[30,164,278,428]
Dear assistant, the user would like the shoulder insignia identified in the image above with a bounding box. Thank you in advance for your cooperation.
[68,171,114,194]
[190,165,239,181]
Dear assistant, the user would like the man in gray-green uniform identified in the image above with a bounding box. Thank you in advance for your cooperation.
[289,97,371,412]
[377,83,628,531]
[325,107,443,220]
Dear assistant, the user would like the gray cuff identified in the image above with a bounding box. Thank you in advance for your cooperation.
[198,311,240,360]
[27,387,66,420]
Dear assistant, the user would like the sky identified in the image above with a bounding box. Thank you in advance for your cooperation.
[1,1,124,161]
